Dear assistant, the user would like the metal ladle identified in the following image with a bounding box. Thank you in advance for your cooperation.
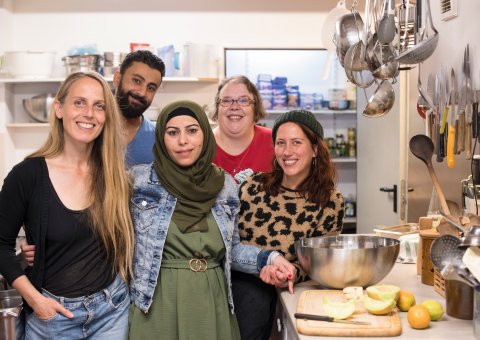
[409,135,451,215]
[344,41,375,88]
[439,211,480,248]
[377,0,396,44]
[362,80,395,117]
[365,32,399,80]
[453,256,480,289]
[440,262,473,286]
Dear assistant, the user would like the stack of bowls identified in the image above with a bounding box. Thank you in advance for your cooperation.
[103,52,128,76]
[62,54,103,75]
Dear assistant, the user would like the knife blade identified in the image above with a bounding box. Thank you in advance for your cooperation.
[473,83,479,141]
[440,68,450,135]
[458,47,468,153]
[464,45,472,159]
[294,313,371,325]
[447,68,457,168]
[465,44,472,122]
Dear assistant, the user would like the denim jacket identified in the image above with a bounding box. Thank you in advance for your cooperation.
[129,164,272,313]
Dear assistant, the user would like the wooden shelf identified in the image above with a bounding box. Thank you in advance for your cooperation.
[0,76,218,84]
[344,217,357,223]
[332,157,356,163]
[6,123,50,128]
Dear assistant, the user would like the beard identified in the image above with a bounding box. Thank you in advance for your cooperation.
[116,81,150,119]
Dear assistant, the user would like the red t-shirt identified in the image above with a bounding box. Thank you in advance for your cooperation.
[214,125,274,180]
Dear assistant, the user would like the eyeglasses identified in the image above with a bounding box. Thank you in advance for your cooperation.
[218,97,255,107]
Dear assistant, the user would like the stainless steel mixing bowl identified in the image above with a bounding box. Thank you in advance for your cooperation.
[295,235,400,289]
[22,93,55,122]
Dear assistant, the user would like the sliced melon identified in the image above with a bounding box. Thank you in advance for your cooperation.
[343,286,364,300]
[363,295,396,315]
[366,284,400,302]
[322,297,356,319]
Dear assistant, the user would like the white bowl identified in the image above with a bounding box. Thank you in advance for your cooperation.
[3,51,56,79]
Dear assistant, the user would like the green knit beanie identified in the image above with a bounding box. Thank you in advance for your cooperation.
[272,109,324,142]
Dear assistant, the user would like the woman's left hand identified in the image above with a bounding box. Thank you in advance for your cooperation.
[259,256,296,294]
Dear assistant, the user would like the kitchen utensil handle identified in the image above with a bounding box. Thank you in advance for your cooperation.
[427,166,451,215]
[436,123,443,162]
[474,102,479,140]
[466,123,472,159]
[294,313,333,322]
[447,123,455,168]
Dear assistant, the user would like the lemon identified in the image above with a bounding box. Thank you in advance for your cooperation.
[363,295,396,315]
[366,284,400,302]
[322,297,356,319]
[397,290,416,312]
[421,300,444,321]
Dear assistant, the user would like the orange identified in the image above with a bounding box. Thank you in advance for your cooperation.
[407,305,431,329]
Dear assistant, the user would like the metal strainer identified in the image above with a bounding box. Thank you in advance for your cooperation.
[395,0,438,64]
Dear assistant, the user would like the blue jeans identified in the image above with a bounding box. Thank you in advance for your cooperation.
[24,275,129,340]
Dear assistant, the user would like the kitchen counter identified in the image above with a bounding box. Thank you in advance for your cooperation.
[277,263,476,339]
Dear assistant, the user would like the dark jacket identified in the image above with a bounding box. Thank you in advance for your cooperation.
[0,157,49,290]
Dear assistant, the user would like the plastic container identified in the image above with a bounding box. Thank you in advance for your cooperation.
[300,93,314,110]
[158,45,175,77]
[287,85,300,108]
[2,51,56,79]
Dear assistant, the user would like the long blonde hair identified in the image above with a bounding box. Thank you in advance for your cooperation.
[29,72,134,281]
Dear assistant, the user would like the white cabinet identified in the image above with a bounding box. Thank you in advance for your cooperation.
[0,76,219,179]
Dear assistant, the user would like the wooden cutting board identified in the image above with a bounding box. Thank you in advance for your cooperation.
[296,290,402,337]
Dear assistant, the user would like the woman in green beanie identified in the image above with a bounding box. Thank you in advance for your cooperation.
[234,109,345,340]
[127,100,296,340]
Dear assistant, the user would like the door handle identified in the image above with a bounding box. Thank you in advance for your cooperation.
[380,185,397,213]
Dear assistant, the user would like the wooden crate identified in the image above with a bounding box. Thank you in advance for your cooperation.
[434,268,446,297]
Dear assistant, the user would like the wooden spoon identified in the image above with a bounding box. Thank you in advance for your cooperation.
[409,135,450,215]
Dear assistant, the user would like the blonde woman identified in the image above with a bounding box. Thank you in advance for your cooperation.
[0,72,134,339]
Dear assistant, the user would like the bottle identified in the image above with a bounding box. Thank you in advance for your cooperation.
[345,195,356,217]
[348,139,356,158]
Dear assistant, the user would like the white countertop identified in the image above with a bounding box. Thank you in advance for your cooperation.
[278,263,476,339]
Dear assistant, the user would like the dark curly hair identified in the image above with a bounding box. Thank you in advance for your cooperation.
[120,50,166,77]
[262,122,337,206]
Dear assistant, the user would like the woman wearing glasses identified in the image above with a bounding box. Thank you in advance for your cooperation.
[211,76,280,340]
[211,76,274,182]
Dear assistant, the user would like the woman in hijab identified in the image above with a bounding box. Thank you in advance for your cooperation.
[127,100,295,340]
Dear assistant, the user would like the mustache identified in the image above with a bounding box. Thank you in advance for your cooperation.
[117,91,147,108]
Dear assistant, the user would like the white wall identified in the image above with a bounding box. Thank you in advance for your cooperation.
[8,0,341,78]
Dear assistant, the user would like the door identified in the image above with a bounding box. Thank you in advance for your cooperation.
[356,72,409,233]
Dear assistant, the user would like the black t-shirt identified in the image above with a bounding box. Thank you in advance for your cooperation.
[43,179,114,298]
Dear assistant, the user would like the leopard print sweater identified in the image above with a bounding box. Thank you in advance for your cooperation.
[238,173,345,282]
